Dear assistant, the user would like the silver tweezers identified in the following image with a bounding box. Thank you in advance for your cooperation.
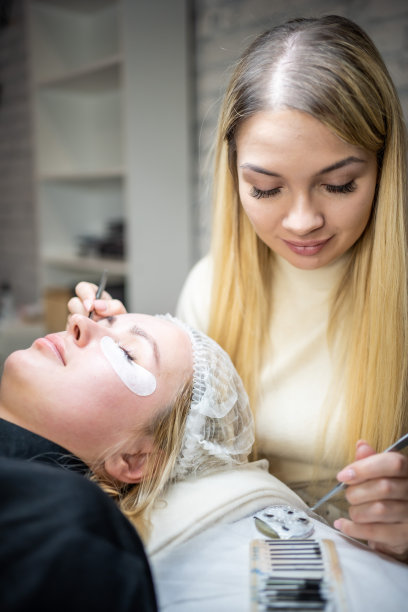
[88,270,108,319]
[310,431,408,511]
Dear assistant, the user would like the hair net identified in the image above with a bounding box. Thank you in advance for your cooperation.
[158,314,255,480]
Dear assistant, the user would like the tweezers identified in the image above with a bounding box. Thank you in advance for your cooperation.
[310,431,408,511]
[88,269,108,319]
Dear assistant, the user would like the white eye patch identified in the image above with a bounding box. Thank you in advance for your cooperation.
[100,336,157,397]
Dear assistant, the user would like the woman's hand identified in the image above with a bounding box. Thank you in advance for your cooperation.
[67,281,127,323]
[333,439,408,561]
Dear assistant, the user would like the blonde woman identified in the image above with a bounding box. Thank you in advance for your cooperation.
[70,16,408,560]
[0,312,253,541]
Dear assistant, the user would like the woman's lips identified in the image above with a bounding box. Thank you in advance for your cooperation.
[34,334,66,365]
[283,237,332,256]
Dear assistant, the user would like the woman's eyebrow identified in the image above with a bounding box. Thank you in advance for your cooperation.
[240,156,366,177]
[129,326,160,365]
[240,163,280,177]
[317,156,366,175]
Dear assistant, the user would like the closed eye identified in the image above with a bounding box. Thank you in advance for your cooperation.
[325,180,357,194]
[250,186,281,199]
[119,345,135,363]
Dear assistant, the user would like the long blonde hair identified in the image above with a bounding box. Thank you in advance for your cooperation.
[92,378,193,541]
[208,15,408,463]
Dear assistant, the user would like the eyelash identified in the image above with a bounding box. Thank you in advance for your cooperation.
[250,186,281,199]
[325,180,357,194]
[98,318,136,363]
[250,180,357,199]
[119,345,135,363]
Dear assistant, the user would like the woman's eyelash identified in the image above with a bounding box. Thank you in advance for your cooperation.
[119,345,135,363]
[250,186,281,199]
[250,180,357,199]
[325,180,357,194]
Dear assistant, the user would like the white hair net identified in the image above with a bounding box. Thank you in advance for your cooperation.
[158,314,255,480]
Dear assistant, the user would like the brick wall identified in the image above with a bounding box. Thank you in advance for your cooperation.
[192,0,408,257]
[0,0,38,308]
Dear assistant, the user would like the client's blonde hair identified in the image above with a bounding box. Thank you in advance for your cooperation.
[90,313,254,541]
[92,378,193,541]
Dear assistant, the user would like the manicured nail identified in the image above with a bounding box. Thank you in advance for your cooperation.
[337,467,356,482]
[84,299,93,312]
[94,299,107,312]
[333,519,341,530]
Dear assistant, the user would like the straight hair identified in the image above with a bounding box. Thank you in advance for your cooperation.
[208,15,408,464]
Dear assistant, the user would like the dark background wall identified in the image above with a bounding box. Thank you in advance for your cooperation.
[0,0,37,307]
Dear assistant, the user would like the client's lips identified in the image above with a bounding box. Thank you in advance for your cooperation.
[39,334,66,365]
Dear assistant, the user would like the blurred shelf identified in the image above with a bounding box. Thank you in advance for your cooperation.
[43,254,128,276]
[28,0,191,313]
[36,56,122,92]
[38,169,124,183]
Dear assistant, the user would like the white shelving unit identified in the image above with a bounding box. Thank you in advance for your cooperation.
[27,0,192,318]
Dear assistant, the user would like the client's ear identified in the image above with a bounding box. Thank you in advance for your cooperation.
[104,452,150,484]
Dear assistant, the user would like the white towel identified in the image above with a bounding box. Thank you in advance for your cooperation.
[147,460,308,556]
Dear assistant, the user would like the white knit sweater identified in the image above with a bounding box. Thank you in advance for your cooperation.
[176,253,348,506]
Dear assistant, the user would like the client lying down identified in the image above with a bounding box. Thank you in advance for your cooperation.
[0,311,259,540]
[5,310,405,612]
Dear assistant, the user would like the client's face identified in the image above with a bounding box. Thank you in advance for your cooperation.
[0,314,192,466]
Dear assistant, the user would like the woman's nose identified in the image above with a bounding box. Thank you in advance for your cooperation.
[282,193,324,235]
[67,313,102,347]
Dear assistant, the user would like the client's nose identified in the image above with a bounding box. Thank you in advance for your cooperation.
[67,314,101,347]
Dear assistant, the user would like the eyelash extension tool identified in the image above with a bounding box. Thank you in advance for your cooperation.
[88,269,108,319]
[310,431,408,511]
[250,538,347,611]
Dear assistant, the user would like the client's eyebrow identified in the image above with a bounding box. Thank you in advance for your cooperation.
[130,326,160,366]
[99,316,160,365]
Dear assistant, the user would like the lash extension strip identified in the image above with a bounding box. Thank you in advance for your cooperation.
[250,539,347,611]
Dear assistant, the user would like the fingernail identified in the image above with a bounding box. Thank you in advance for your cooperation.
[84,299,93,312]
[333,519,341,530]
[94,300,107,312]
[356,440,370,450]
[337,467,356,482]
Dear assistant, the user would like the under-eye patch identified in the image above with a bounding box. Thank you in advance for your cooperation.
[100,336,157,397]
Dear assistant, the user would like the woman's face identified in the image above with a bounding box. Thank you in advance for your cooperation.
[236,109,378,269]
[0,314,192,466]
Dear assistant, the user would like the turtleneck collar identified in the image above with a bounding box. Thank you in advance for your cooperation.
[273,252,350,295]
